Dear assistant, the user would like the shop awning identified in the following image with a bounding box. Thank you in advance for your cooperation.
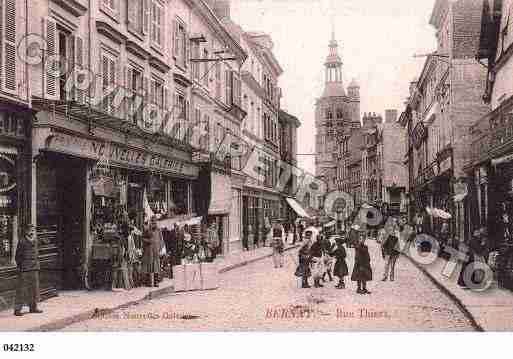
[208,173,232,215]
[285,197,311,218]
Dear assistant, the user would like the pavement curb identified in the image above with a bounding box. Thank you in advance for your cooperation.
[24,244,300,331]
[404,254,485,332]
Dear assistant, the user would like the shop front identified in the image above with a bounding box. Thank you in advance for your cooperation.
[32,123,199,294]
[0,109,32,307]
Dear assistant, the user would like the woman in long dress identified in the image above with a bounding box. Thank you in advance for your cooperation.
[332,236,349,289]
[351,233,373,294]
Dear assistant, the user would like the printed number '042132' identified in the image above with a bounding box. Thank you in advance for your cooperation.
[3,344,35,352]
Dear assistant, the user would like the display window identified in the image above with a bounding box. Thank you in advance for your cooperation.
[0,153,18,268]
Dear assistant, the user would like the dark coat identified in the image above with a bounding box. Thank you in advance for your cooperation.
[351,244,372,281]
[141,228,163,273]
[332,245,348,278]
[310,241,323,258]
[383,234,400,256]
[15,238,39,272]
[295,245,312,277]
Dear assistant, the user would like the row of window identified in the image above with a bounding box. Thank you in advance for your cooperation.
[325,107,345,120]
[104,0,164,49]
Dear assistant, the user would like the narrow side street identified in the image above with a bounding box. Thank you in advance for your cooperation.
[61,241,474,331]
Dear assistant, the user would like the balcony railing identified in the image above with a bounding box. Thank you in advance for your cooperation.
[469,96,513,165]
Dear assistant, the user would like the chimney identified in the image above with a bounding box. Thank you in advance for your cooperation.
[213,0,231,19]
[385,109,398,124]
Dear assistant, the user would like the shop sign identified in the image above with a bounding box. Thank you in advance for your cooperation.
[46,132,198,178]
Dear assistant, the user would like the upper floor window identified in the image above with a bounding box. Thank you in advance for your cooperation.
[151,78,164,109]
[150,1,164,48]
[325,108,333,119]
[173,19,187,69]
[336,108,343,119]
[127,0,144,35]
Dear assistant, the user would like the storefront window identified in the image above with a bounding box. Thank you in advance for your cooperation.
[147,175,166,216]
[0,153,17,267]
[170,179,189,215]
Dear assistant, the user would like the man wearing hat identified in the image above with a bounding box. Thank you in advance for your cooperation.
[271,219,285,268]
[14,224,43,316]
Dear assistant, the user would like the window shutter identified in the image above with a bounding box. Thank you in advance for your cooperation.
[2,0,16,94]
[172,19,178,58]
[185,29,190,68]
[142,0,150,35]
[127,0,137,28]
[163,85,169,111]
[125,66,132,120]
[150,79,155,105]
[74,35,84,103]
[43,16,59,100]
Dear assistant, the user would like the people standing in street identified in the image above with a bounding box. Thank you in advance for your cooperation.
[126,219,140,287]
[382,218,400,282]
[292,221,298,244]
[332,236,349,289]
[142,217,164,288]
[351,233,373,294]
[298,220,305,242]
[263,216,271,247]
[296,239,312,288]
[309,232,324,288]
[14,224,43,316]
[182,224,198,264]
[415,211,424,235]
[271,220,285,268]
[322,234,335,282]
[207,222,220,262]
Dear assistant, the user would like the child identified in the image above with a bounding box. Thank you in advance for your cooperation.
[332,236,348,289]
[351,233,373,294]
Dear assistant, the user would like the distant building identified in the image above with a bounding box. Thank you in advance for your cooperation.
[315,32,360,194]
[398,0,490,241]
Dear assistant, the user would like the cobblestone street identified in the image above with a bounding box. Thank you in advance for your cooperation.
[62,242,475,331]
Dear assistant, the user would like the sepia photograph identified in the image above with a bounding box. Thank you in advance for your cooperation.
[0,0,512,352]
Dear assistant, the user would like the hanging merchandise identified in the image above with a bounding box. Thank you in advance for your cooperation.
[143,188,155,222]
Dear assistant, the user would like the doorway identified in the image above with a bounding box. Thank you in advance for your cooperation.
[58,157,86,290]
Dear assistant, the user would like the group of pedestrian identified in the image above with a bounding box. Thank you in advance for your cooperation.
[293,214,418,295]
[295,222,372,294]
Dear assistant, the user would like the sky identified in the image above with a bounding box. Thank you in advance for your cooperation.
[230,0,438,174]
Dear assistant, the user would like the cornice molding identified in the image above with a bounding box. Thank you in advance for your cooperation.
[96,21,127,45]
[51,0,87,17]
[126,40,151,60]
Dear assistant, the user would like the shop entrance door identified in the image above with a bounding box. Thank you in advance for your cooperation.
[58,158,85,290]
